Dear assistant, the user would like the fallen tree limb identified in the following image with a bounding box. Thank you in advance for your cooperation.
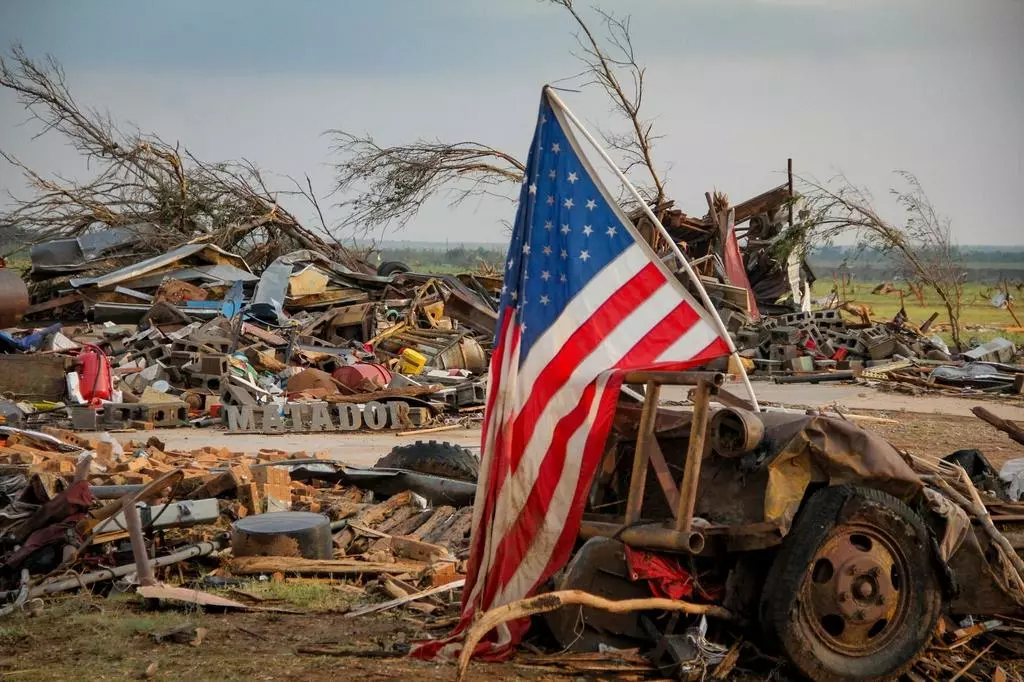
[928,473,1024,603]
[972,406,1024,447]
[227,555,428,577]
[456,589,733,682]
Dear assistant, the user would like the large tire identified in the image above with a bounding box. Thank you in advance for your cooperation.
[760,485,941,682]
[377,261,410,277]
[374,440,479,483]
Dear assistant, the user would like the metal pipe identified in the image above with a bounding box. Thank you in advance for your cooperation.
[674,379,714,535]
[579,520,705,555]
[122,502,156,586]
[620,370,723,387]
[0,540,224,602]
[90,484,145,499]
[623,382,660,525]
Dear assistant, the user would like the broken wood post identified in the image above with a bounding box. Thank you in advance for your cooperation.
[624,381,660,525]
[674,379,714,537]
[972,406,1024,447]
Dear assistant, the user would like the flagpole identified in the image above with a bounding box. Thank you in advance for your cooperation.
[545,87,760,411]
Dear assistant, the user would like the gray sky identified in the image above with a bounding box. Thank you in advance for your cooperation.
[1,0,1022,246]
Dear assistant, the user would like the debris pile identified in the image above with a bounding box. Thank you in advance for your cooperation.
[0,425,472,616]
[729,307,956,375]
[1,241,497,434]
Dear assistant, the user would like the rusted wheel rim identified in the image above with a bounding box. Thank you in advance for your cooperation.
[797,523,910,656]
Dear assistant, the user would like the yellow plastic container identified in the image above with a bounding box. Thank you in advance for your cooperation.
[399,348,427,375]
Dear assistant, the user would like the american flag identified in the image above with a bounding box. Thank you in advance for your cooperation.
[414,87,730,661]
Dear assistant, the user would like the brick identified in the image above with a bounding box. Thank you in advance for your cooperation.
[252,466,290,486]
[187,463,252,499]
[237,483,263,516]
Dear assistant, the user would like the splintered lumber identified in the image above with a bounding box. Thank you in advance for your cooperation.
[228,555,429,577]
[333,491,415,554]
[410,506,455,540]
[455,590,734,682]
[423,505,473,546]
[387,509,433,537]
[972,406,1024,447]
[391,536,451,562]
[345,578,466,618]
[396,424,462,437]
[187,463,252,499]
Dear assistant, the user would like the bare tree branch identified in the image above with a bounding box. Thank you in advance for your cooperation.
[797,172,967,349]
[554,0,665,205]
[326,1,665,233]
[0,44,363,271]
[326,132,525,233]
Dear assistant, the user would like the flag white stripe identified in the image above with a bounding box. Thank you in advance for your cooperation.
[513,242,653,409]
[487,280,685,547]
[654,315,723,363]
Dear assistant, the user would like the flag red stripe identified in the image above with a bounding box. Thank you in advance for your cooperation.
[483,300,708,601]
[507,261,664,474]
[530,334,732,597]
[461,317,518,608]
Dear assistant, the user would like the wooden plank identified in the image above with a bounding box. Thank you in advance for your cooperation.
[345,578,465,618]
[391,536,451,562]
[228,555,428,576]
[24,292,82,316]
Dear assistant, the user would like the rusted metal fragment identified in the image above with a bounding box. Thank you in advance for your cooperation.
[0,354,70,400]
[0,268,29,327]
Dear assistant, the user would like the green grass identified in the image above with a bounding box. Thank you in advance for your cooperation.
[217,579,360,611]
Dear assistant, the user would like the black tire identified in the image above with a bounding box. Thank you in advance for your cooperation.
[760,485,941,682]
[374,440,479,483]
[377,261,410,276]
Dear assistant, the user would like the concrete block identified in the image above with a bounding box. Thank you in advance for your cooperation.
[100,403,151,426]
[198,353,229,376]
[68,406,99,431]
[147,402,187,427]
[771,326,801,344]
[455,381,486,407]
[789,356,815,372]
[962,338,1016,364]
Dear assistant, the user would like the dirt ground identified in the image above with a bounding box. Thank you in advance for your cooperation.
[0,587,558,682]
[7,388,1022,681]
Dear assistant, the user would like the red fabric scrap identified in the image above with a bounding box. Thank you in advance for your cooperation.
[623,545,723,602]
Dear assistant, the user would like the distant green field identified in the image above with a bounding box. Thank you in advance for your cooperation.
[821,280,1024,347]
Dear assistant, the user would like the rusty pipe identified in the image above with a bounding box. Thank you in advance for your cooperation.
[621,370,724,387]
[579,520,705,554]
[623,381,660,525]
[709,406,765,458]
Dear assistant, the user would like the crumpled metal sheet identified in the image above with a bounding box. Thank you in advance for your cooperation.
[29,227,139,275]
[68,243,251,289]
[763,415,922,533]
[930,362,1017,388]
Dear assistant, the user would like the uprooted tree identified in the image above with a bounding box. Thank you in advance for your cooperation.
[0,44,365,271]
[798,172,967,350]
[328,0,666,233]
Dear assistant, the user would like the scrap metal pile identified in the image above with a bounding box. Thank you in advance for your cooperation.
[0,238,499,437]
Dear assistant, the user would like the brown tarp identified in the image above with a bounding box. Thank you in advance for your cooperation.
[763,415,922,533]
